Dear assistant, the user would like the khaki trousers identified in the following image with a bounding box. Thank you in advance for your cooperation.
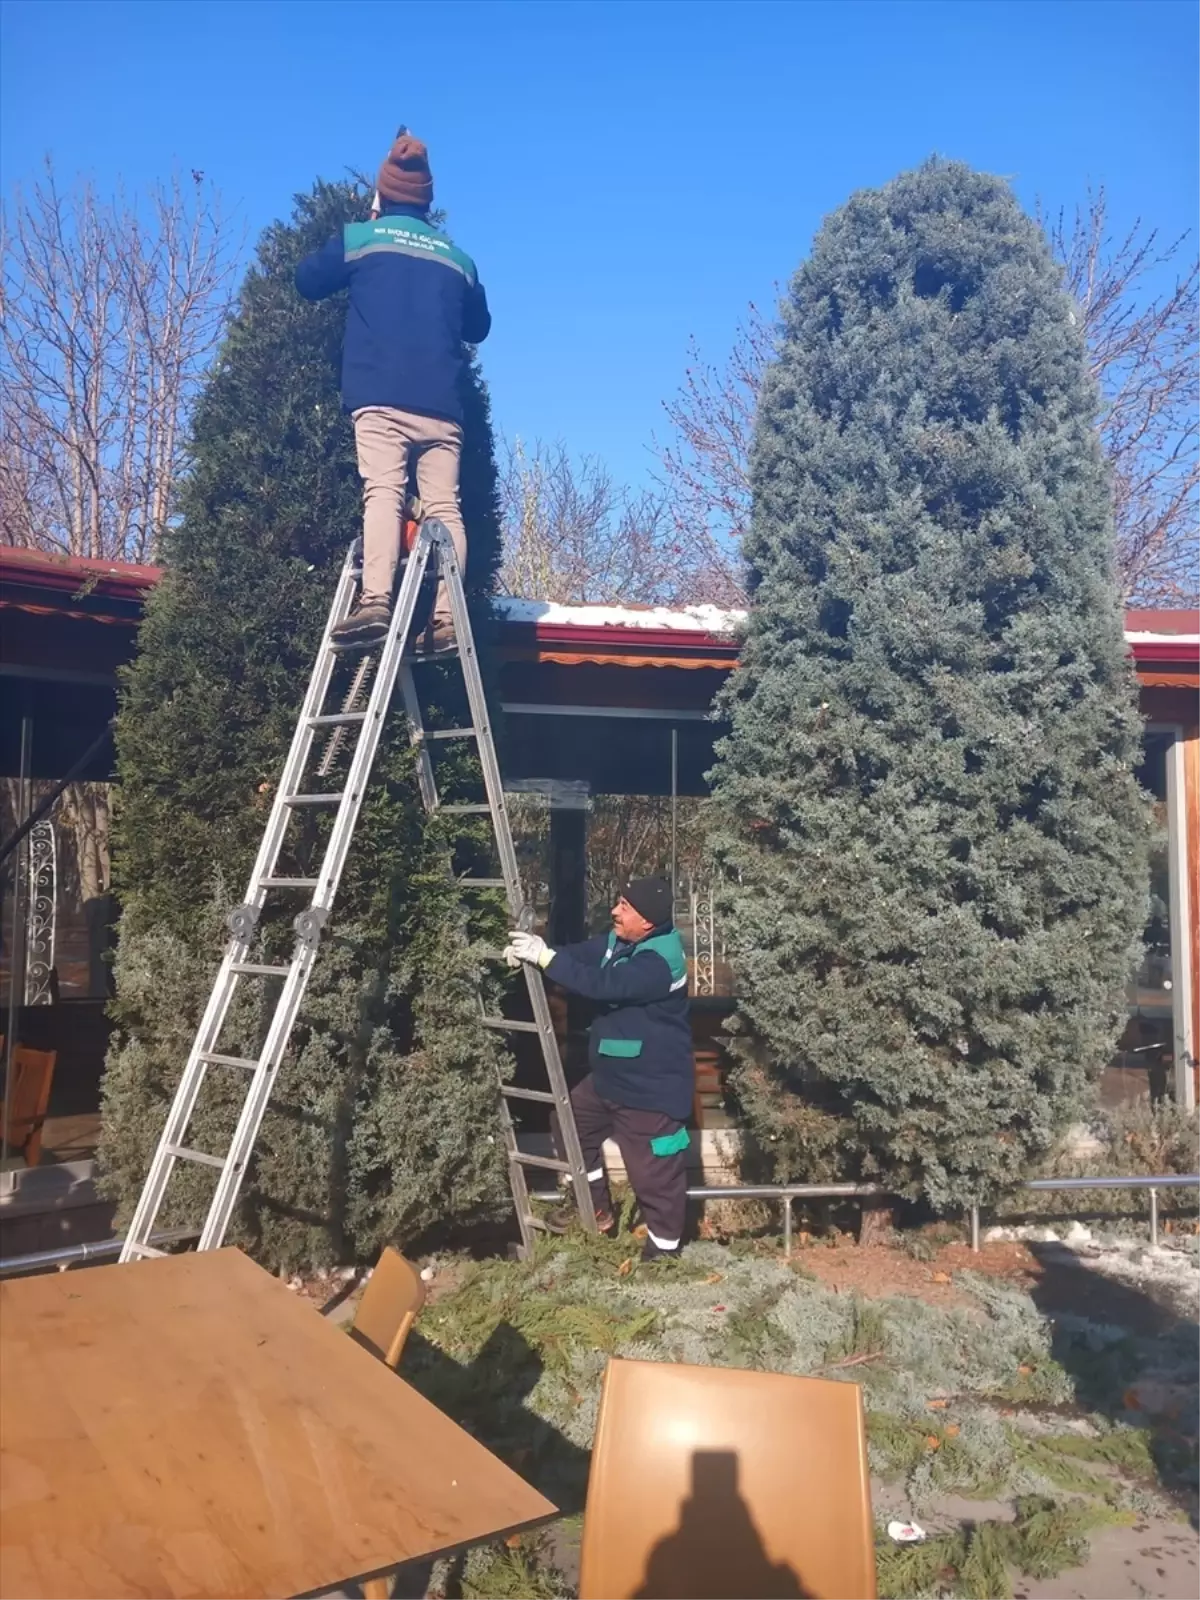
[352,406,467,619]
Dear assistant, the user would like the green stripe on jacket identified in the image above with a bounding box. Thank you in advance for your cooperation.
[343,218,477,284]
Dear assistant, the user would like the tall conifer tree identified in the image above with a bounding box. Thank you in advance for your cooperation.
[709,160,1149,1209]
[100,181,511,1267]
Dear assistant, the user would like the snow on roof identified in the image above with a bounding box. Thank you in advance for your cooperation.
[1,549,1193,653]
[1125,630,1200,647]
[495,595,744,635]
[496,595,1198,650]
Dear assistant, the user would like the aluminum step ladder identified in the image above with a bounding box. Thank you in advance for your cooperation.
[119,521,596,1264]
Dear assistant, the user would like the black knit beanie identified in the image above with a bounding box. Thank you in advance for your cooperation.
[622,876,673,928]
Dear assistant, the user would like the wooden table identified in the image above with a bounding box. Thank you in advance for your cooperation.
[0,1248,556,1599]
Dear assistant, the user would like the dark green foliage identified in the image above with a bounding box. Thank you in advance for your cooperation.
[99,179,512,1268]
[709,160,1149,1208]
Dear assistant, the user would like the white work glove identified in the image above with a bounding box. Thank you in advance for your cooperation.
[503,930,555,969]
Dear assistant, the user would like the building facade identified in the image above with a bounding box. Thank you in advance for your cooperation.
[2,548,1196,1210]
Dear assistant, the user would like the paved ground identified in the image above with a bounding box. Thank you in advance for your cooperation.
[1020,1519,1199,1600]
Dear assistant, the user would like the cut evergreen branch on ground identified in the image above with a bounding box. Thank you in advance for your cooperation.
[393,1232,1196,1599]
[875,1496,1135,1600]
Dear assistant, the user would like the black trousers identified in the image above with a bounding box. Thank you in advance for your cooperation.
[554,1074,688,1249]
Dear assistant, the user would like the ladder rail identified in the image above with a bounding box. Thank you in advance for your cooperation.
[196,531,440,1251]
[438,530,597,1237]
[248,542,364,905]
[119,545,363,1262]
[195,944,319,1249]
[394,595,585,1255]
[398,661,440,812]
[122,522,596,1264]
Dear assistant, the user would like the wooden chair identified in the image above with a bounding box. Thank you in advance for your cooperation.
[579,1357,876,1600]
[350,1247,427,1600]
[350,1245,426,1370]
[0,1046,57,1167]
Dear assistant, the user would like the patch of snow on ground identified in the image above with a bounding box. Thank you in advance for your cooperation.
[984,1222,1200,1322]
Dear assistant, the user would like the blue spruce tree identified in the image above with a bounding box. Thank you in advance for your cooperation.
[709,160,1149,1212]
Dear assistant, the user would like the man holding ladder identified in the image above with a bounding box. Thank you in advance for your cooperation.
[506,876,694,1261]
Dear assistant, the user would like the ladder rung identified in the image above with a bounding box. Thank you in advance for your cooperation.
[124,544,588,1265]
[482,1016,540,1033]
[512,1152,571,1173]
[164,1144,226,1169]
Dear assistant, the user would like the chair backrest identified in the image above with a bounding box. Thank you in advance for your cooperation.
[1,1047,57,1165]
[350,1246,426,1370]
[579,1357,876,1600]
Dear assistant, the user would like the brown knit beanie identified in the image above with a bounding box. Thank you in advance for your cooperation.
[377,135,433,210]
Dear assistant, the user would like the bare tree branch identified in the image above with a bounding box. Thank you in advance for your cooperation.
[497,437,730,605]
[1,159,238,562]
[652,305,774,606]
[1046,188,1198,605]
[656,198,1198,606]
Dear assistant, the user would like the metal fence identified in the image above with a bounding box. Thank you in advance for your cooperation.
[685,1175,1200,1255]
[2,1176,1197,1276]
[0,1228,197,1278]
[969,1173,1200,1252]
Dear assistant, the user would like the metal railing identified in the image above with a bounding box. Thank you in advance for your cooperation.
[529,1174,1200,1256]
[0,1227,198,1278]
[1,1176,1197,1276]
[968,1173,1200,1252]
[684,1177,1199,1255]
[685,1183,884,1256]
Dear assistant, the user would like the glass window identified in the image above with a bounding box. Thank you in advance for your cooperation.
[2,771,114,1171]
[1,780,115,1007]
[1105,730,1184,1107]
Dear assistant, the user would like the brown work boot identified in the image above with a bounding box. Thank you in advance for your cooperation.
[414,615,457,657]
[544,1204,615,1236]
[331,594,390,651]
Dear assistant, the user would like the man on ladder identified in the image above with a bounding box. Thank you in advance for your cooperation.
[295,131,491,653]
[119,130,598,1265]
[505,876,694,1261]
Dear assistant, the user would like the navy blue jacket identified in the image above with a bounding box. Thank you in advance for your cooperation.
[545,926,694,1123]
[294,205,490,424]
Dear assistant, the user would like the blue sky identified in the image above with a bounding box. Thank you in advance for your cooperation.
[2,0,1196,489]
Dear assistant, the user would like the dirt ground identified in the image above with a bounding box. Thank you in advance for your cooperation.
[791,1236,1041,1307]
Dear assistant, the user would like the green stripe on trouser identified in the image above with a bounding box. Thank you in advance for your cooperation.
[598,1038,643,1057]
[650,1127,690,1157]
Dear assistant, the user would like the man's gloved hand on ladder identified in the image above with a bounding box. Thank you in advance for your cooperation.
[504,930,555,970]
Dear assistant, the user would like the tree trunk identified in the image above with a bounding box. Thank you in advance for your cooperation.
[858,1198,895,1246]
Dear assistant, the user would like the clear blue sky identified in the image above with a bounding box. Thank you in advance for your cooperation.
[2,0,1196,489]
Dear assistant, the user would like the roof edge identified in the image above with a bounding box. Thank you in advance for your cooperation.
[2,548,1195,664]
